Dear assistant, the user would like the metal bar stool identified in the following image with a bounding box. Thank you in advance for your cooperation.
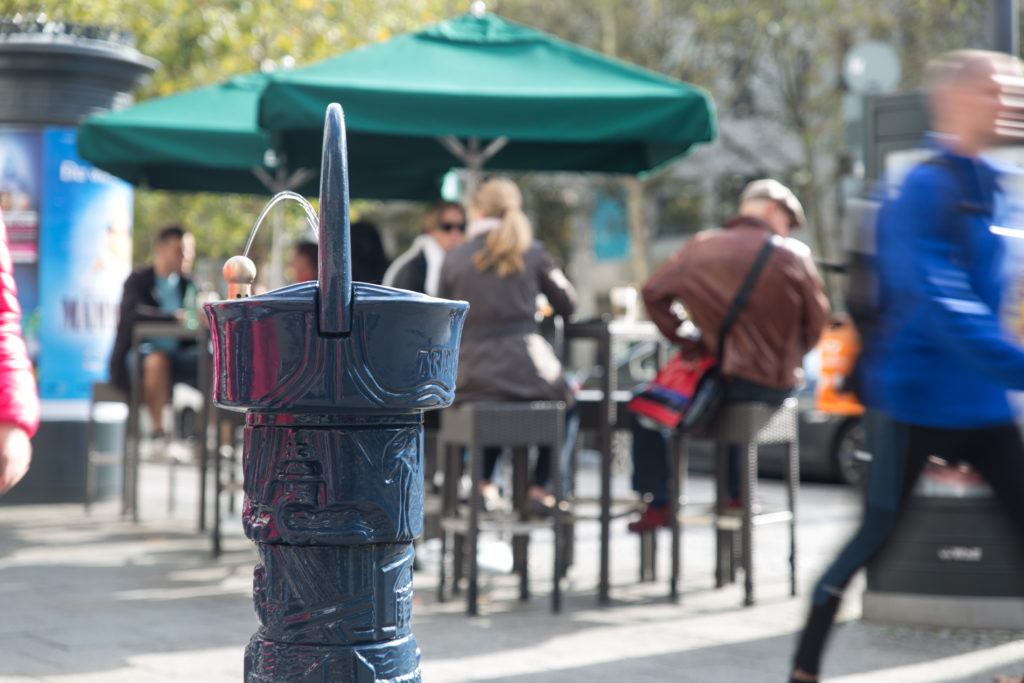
[669,397,799,606]
[437,401,567,615]
[211,407,246,557]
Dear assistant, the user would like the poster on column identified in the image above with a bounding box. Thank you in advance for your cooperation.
[38,127,133,400]
[0,129,42,365]
[0,128,41,264]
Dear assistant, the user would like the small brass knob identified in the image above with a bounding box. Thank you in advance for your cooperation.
[223,255,257,299]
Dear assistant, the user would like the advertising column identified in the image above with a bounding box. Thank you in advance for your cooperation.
[0,21,155,503]
[0,125,133,502]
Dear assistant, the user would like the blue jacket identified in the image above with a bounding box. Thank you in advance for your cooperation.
[861,145,1024,428]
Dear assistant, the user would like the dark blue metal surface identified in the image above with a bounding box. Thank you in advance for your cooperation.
[245,634,421,683]
[205,102,467,682]
[206,281,463,413]
[242,423,423,545]
[317,104,352,336]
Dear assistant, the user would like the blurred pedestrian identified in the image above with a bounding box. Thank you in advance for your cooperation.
[791,50,1024,683]
[384,200,465,295]
[109,224,197,440]
[350,219,390,284]
[628,179,829,531]
[0,208,38,496]
[289,239,318,283]
[438,177,576,513]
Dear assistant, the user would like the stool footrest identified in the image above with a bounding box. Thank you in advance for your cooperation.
[712,510,794,531]
[441,516,561,536]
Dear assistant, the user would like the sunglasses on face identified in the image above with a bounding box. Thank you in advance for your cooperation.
[439,221,466,233]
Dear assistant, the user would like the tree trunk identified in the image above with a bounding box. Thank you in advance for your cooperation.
[626,176,648,284]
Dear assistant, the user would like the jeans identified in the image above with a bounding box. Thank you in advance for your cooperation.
[793,412,1024,676]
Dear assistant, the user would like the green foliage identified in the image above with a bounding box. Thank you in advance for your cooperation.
[0,0,463,264]
[493,0,987,265]
[0,0,995,271]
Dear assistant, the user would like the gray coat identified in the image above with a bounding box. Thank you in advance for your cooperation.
[439,237,576,404]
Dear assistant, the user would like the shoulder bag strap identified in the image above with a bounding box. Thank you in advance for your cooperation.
[716,236,777,359]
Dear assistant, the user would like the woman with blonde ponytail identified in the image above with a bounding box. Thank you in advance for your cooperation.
[439,177,576,513]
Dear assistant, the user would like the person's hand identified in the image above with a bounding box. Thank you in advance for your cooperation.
[0,422,31,496]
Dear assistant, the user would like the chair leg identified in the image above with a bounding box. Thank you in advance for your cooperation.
[552,432,565,613]
[669,432,682,601]
[516,535,530,601]
[714,444,731,587]
[552,518,562,612]
[438,442,461,597]
[467,445,482,616]
[789,436,799,597]
[227,421,240,516]
[168,459,177,516]
[639,531,654,583]
[84,402,97,512]
[511,446,530,601]
[452,533,465,594]
[124,399,139,521]
[211,418,223,558]
[741,440,756,607]
[438,527,449,602]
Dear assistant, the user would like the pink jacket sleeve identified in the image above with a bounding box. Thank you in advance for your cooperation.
[0,210,39,436]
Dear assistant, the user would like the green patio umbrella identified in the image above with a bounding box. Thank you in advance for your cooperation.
[259,9,716,186]
[80,10,715,199]
[77,72,442,200]
[77,72,320,197]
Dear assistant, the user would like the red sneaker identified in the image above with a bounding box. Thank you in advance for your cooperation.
[628,504,671,533]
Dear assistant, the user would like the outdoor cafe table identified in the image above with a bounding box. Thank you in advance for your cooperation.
[563,318,666,603]
[125,321,211,529]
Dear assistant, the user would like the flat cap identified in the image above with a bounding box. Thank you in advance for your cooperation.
[740,178,806,229]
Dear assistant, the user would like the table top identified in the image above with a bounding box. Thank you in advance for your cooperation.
[564,318,661,341]
[132,320,205,342]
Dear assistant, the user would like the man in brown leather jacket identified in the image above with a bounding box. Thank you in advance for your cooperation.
[628,179,830,531]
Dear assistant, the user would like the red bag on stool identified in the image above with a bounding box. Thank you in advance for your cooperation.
[627,353,716,430]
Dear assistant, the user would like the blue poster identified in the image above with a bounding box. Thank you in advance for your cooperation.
[592,187,630,261]
[0,128,42,263]
[38,127,133,400]
[0,129,42,361]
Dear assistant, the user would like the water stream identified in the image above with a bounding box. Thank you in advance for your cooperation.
[242,190,320,259]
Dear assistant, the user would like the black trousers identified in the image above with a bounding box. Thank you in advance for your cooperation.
[483,446,550,488]
[793,412,1024,676]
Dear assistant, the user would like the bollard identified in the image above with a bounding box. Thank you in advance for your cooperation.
[205,104,468,682]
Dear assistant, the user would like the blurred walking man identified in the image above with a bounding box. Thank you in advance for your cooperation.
[791,50,1024,683]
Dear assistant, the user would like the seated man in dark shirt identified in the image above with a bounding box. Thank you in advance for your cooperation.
[109,224,197,439]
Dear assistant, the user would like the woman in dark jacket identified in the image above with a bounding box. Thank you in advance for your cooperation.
[439,177,576,511]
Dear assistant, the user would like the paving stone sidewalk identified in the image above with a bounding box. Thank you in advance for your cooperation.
[1,465,1022,682]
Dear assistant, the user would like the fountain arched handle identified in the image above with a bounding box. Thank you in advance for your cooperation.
[317,103,352,336]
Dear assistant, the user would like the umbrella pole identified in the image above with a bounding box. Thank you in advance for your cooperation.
[437,135,508,200]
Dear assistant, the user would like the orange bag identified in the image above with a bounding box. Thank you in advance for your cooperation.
[815,316,865,416]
